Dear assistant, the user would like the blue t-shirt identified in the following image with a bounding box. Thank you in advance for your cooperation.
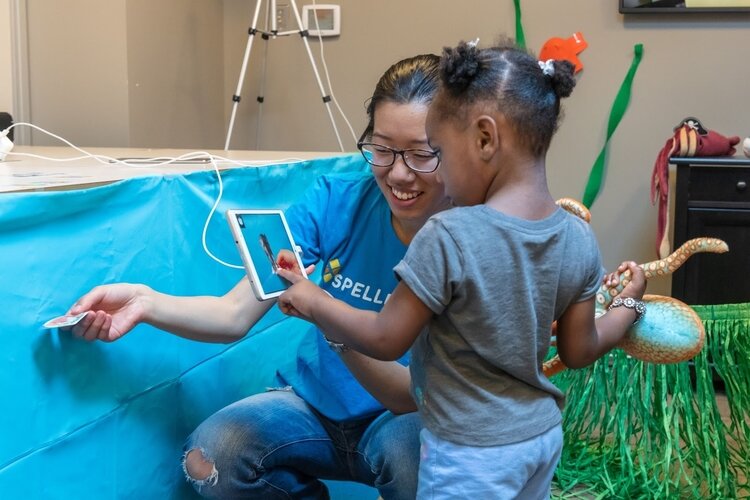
[280,171,409,422]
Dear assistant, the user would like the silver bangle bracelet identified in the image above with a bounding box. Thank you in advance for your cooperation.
[608,296,646,324]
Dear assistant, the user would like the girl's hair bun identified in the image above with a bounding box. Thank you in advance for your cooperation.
[440,40,482,94]
[549,60,576,99]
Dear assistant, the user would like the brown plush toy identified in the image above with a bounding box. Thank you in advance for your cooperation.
[651,117,739,258]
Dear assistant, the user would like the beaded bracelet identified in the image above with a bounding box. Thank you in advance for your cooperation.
[608,296,646,324]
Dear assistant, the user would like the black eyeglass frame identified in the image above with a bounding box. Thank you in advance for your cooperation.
[357,141,441,173]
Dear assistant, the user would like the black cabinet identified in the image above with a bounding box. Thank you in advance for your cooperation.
[671,157,750,305]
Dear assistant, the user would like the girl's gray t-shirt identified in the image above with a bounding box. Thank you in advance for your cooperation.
[394,205,603,446]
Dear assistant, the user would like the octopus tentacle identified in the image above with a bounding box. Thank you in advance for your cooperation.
[556,197,591,223]
[542,356,568,378]
[640,237,729,279]
[596,237,729,310]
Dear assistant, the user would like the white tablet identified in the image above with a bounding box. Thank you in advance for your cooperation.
[226,209,307,300]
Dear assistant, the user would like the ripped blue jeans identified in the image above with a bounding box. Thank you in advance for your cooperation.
[182,388,421,499]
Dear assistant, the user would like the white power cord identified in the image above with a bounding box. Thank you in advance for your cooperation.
[1,122,312,269]
[310,0,358,146]
[1,127,15,161]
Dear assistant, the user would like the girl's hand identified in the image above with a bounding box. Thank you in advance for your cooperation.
[603,260,646,300]
[277,268,327,322]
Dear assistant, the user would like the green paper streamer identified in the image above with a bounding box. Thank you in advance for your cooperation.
[514,0,525,49]
[582,44,643,209]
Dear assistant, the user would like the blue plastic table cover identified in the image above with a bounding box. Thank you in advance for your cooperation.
[0,154,379,499]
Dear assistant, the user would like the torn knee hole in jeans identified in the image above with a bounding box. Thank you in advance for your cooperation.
[183,448,219,487]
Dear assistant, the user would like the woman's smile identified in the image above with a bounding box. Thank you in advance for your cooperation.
[390,185,422,202]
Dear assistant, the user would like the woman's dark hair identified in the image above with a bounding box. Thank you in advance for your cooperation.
[359,54,441,143]
[436,37,576,156]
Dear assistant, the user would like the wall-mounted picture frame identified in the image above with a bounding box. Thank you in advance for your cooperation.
[620,0,750,13]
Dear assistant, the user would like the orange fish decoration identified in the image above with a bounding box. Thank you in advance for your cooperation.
[539,32,588,73]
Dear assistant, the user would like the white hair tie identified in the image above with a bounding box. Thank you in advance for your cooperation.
[467,38,480,48]
[538,59,555,77]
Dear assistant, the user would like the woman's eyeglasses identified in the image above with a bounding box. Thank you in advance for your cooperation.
[357,142,440,173]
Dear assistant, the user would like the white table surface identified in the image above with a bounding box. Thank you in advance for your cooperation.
[0,146,343,193]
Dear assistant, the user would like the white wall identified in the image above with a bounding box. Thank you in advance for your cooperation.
[0,0,12,114]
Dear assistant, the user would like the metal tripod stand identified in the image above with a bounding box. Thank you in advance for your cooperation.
[224,0,344,151]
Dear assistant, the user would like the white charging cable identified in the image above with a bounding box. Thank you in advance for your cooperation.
[310,0,358,146]
[2,122,313,269]
[0,126,13,161]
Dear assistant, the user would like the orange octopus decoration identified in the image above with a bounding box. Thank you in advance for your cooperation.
[544,198,728,377]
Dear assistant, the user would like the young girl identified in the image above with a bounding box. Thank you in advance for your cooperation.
[278,39,646,498]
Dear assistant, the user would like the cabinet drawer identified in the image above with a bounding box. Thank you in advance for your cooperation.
[688,167,750,203]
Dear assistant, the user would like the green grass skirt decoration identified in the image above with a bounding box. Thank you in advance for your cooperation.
[551,302,750,499]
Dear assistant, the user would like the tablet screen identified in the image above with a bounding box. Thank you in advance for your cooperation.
[227,210,303,299]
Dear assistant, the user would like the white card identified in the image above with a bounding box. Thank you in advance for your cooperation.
[43,311,89,329]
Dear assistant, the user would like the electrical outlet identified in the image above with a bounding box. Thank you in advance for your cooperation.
[275,3,289,31]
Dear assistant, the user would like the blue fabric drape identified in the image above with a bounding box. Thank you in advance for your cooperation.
[0,155,377,499]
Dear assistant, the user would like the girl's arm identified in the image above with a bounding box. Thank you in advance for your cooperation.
[555,261,646,369]
[278,273,433,361]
